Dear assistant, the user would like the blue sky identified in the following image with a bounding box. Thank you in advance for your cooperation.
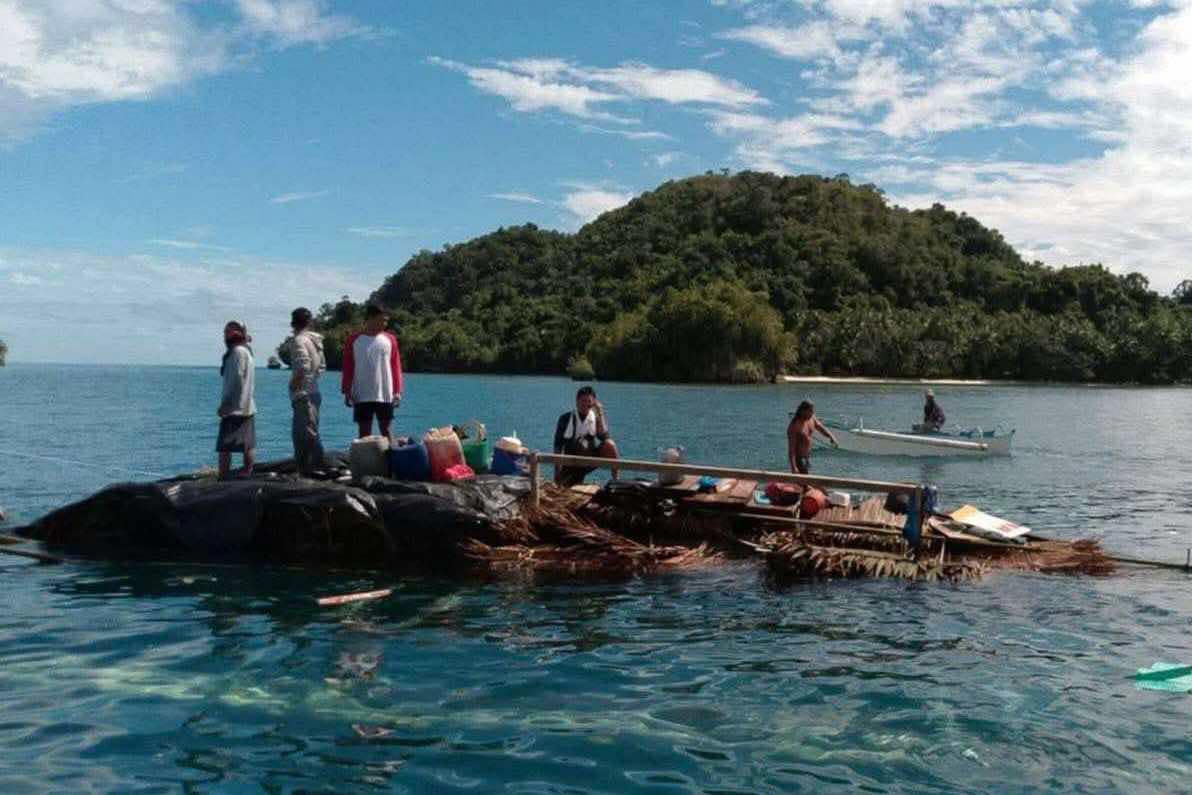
[2,0,1191,364]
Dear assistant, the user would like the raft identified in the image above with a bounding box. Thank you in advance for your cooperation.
[11,452,1115,582]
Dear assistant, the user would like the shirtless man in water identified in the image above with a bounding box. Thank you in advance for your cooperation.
[787,400,837,475]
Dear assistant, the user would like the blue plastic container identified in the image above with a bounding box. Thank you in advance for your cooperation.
[490,447,527,476]
[388,440,431,481]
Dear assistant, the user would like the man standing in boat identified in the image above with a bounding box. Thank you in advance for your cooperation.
[553,386,619,486]
[921,389,946,432]
[288,307,326,476]
[341,304,403,439]
[216,321,256,479]
[787,400,837,475]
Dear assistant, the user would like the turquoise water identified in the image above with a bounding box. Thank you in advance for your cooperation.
[2,364,1191,793]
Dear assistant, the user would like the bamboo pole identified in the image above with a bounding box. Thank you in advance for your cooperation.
[536,452,919,495]
[529,452,540,509]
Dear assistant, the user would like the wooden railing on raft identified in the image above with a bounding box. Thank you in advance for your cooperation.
[529,452,922,509]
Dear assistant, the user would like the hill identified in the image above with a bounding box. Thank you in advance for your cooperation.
[291,172,1192,384]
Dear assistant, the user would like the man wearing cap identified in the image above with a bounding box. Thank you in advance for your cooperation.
[921,389,946,432]
[288,307,326,476]
[217,320,256,478]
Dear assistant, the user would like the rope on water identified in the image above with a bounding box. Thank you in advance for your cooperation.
[0,448,169,480]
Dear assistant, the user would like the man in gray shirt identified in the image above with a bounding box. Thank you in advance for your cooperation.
[288,307,326,476]
[217,321,256,478]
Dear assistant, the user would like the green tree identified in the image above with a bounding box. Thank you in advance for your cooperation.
[299,171,1187,384]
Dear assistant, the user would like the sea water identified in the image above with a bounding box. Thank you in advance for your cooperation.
[1,364,1190,793]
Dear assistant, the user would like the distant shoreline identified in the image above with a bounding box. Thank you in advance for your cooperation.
[781,375,1031,387]
[777,374,1152,388]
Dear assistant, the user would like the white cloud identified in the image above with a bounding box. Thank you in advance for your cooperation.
[651,152,681,167]
[0,0,228,142]
[345,226,413,238]
[576,124,674,141]
[702,1,1192,290]
[0,246,375,364]
[719,22,865,61]
[234,0,371,47]
[562,189,633,225]
[487,192,544,204]
[579,63,766,108]
[430,57,627,122]
[149,239,231,252]
[431,56,766,128]
[270,190,329,204]
[0,0,370,144]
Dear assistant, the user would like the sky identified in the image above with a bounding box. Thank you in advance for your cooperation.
[2,0,1191,365]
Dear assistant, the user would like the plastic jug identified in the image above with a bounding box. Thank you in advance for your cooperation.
[658,446,685,486]
[424,426,465,481]
[388,437,431,481]
[350,435,390,478]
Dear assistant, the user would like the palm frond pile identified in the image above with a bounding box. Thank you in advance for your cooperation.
[476,484,1114,583]
[473,484,722,578]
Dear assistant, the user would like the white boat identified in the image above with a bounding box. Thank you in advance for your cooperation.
[825,419,1014,457]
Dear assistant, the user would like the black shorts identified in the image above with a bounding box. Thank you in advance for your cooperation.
[557,436,609,485]
[794,456,811,475]
[353,401,394,426]
[216,415,256,452]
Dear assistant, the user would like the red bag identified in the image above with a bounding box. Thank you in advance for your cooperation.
[442,463,475,481]
[764,482,801,506]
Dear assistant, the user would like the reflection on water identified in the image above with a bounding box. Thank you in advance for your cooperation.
[2,559,1190,793]
[2,367,1192,792]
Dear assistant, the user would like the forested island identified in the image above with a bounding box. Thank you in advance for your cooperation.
[287,172,1192,384]
[0,338,7,367]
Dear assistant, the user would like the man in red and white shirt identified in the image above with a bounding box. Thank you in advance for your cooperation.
[341,304,403,438]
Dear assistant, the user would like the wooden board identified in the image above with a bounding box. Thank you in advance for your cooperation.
[651,474,703,497]
[687,478,756,504]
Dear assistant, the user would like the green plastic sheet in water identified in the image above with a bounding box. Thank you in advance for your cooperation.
[1134,663,1192,692]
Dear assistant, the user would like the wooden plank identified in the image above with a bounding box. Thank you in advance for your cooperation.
[651,474,702,496]
[928,516,990,543]
[686,478,754,504]
[536,453,918,495]
[316,588,393,607]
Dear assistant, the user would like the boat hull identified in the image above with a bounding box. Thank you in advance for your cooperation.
[830,427,1013,457]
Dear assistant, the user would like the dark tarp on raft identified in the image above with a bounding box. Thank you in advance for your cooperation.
[16,469,531,568]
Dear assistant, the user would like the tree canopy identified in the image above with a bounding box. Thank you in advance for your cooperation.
[297,172,1192,384]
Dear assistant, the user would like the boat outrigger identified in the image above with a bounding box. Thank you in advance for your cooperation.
[826,419,1014,457]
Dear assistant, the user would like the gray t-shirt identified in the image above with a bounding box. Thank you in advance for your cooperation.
[289,331,326,401]
[220,345,256,417]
